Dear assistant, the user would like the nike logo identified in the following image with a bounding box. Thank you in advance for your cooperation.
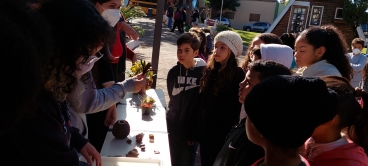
[229,142,236,149]
[172,85,199,96]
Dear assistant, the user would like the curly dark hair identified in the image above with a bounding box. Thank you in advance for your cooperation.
[280,33,296,50]
[39,0,114,101]
[0,0,52,134]
[241,33,282,70]
[298,25,353,81]
[249,60,292,81]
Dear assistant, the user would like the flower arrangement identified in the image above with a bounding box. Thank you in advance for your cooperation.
[141,95,155,108]
[140,95,155,115]
[127,60,155,90]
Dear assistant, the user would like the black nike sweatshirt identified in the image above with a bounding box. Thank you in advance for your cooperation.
[166,58,206,141]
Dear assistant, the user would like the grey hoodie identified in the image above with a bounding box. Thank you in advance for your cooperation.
[66,71,135,136]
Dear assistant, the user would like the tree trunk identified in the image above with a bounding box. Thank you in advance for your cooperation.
[186,0,192,26]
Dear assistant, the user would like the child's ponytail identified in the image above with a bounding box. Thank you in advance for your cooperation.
[298,25,353,81]
[321,76,368,154]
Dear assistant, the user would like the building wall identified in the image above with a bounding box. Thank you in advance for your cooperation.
[309,0,357,45]
[198,0,205,8]
[272,6,291,36]
[272,0,357,44]
[230,0,277,30]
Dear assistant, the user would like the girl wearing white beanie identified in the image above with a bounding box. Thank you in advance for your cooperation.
[198,31,245,166]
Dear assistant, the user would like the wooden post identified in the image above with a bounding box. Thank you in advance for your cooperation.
[151,0,165,89]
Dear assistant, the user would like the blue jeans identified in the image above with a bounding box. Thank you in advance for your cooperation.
[169,133,198,166]
[168,17,173,28]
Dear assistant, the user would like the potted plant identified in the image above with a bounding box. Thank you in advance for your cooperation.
[140,95,155,115]
[126,60,155,90]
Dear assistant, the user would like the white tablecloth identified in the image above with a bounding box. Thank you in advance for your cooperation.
[101,89,171,166]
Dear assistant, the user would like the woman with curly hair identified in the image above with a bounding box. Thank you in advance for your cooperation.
[84,0,139,152]
[240,33,282,71]
[198,31,245,166]
[294,25,353,81]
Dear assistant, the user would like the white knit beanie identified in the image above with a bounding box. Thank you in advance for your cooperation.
[260,43,293,68]
[214,31,243,57]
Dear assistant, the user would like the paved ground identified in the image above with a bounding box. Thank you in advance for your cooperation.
[127,16,247,166]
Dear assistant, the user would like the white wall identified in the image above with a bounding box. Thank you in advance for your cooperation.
[230,0,276,30]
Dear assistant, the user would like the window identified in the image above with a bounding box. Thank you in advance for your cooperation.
[309,6,324,26]
[249,13,260,22]
[335,8,343,20]
[289,7,307,33]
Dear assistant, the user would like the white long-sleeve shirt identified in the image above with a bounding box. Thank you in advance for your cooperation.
[347,53,367,88]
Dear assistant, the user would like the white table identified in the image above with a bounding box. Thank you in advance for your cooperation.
[100,89,171,166]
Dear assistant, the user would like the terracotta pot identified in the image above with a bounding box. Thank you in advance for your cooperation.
[112,120,130,139]
[142,103,153,108]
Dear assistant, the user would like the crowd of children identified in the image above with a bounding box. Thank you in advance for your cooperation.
[3,0,368,165]
[166,24,368,166]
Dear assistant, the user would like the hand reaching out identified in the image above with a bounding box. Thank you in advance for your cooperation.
[133,73,147,94]
[104,105,117,127]
[118,22,138,40]
[80,142,101,166]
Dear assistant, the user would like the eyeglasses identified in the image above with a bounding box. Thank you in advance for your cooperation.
[86,51,104,64]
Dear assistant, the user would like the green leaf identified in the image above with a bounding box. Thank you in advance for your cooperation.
[204,0,241,11]
[343,0,368,27]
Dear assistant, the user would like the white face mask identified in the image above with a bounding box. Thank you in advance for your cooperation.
[73,53,103,78]
[99,4,121,27]
[353,48,361,55]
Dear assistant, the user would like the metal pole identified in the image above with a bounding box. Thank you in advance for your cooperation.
[150,0,165,89]
[220,0,223,21]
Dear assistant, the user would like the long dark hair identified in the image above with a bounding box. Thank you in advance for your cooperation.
[189,27,207,57]
[0,0,52,134]
[39,0,114,101]
[298,25,353,81]
[321,76,368,154]
[200,51,239,95]
[241,33,282,70]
